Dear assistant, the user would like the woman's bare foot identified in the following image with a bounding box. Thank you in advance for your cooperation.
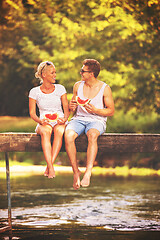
[81,171,91,187]
[73,170,81,190]
[44,166,49,177]
[48,166,56,178]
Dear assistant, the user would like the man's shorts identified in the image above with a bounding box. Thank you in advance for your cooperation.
[65,119,106,136]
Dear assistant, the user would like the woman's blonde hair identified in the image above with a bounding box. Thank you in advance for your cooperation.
[35,61,55,83]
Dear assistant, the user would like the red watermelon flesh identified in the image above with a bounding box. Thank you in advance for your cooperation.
[45,113,58,121]
[76,96,91,106]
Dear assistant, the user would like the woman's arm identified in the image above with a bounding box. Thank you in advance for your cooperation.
[29,98,48,125]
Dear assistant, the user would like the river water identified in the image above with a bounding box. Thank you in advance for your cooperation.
[0,173,160,239]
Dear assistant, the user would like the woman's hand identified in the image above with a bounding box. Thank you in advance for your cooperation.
[57,117,67,125]
[40,118,50,125]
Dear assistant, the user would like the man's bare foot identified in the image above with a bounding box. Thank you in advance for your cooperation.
[44,166,49,177]
[81,172,91,187]
[48,166,55,179]
[73,170,81,190]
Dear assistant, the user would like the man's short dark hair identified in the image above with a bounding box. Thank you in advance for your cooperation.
[83,59,101,78]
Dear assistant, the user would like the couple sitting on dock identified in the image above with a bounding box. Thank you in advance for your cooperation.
[29,59,114,190]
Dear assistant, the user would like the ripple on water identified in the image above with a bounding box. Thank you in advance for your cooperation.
[0,196,160,230]
[1,176,160,231]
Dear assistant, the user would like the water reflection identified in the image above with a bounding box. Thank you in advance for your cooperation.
[0,174,160,232]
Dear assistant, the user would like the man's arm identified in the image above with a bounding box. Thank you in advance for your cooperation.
[69,81,81,112]
[85,85,114,117]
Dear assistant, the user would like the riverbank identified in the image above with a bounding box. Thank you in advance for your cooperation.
[0,161,160,178]
[1,227,160,240]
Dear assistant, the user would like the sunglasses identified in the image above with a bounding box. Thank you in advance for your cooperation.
[41,62,52,75]
[80,68,92,73]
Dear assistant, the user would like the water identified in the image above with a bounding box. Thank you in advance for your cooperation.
[0,173,160,239]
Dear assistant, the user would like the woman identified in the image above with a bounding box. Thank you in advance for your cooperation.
[29,61,69,178]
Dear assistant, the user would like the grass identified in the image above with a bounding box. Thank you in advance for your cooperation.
[0,110,159,133]
[0,160,160,178]
[0,116,36,132]
[107,110,160,133]
[0,160,33,167]
[92,166,160,177]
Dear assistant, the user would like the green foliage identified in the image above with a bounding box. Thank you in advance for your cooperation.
[0,0,159,118]
[0,113,159,134]
[107,110,160,133]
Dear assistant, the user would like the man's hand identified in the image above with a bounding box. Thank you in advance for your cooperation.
[69,99,78,112]
[84,103,97,114]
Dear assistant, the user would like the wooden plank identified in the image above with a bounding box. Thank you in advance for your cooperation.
[97,134,160,153]
[0,133,42,152]
[0,132,160,153]
[0,226,11,233]
[76,133,160,153]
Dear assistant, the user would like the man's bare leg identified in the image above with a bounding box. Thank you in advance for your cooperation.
[81,129,100,187]
[65,129,81,190]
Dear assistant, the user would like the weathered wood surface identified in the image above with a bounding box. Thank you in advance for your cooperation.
[0,132,160,153]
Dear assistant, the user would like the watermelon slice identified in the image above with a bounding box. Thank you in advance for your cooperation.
[76,96,91,106]
[44,113,59,122]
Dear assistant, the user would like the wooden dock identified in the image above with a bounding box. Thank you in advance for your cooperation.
[0,132,160,236]
[1,132,160,153]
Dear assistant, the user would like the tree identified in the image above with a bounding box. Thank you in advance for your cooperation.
[0,0,159,116]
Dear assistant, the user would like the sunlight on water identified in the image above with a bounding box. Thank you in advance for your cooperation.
[0,175,160,232]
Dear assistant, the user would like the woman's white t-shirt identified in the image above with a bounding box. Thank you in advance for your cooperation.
[29,84,66,120]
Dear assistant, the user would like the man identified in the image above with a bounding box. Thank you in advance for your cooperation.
[65,59,114,189]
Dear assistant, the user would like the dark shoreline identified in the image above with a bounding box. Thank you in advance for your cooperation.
[1,227,160,240]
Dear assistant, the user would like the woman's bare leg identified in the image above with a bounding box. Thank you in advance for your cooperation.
[36,124,55,178]
[51,124,65,165]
